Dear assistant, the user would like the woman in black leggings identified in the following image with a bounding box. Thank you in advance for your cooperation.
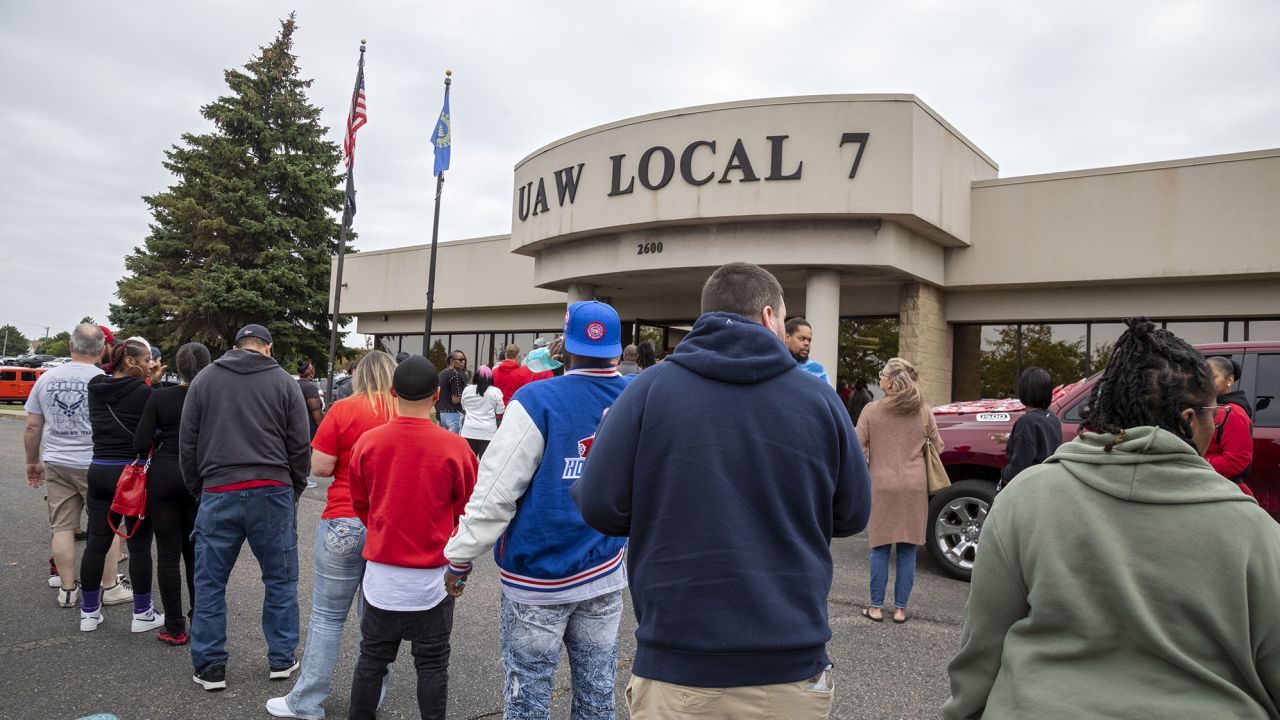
[81,339,162,633]
[134,342,209,644]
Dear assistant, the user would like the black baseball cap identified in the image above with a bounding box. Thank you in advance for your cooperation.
[235,324,273,345]
[393,355,439,401]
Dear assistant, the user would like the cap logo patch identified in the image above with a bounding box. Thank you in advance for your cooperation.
[585,321,606,340]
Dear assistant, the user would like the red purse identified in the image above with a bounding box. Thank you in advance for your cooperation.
[110,455,150,539]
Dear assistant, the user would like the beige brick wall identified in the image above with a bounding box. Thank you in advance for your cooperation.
[899,283,954,406]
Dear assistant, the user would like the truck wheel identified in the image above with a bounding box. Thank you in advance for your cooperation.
[927,480,996,581]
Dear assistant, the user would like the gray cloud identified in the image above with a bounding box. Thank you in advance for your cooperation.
[2,0,1277,340]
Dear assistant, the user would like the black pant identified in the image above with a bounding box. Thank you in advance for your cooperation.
[82,462,153,594]
[149,456,196,633]
[466,438,490,458]
[349,597,454,720]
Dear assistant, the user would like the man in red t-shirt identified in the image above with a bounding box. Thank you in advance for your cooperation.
[492,344,532,407]
[346,355,478,720]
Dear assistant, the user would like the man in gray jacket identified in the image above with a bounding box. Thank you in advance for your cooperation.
[180,324,311,691]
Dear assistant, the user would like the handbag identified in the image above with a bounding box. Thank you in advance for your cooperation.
[921,408,950,496]
[106,403,150,539]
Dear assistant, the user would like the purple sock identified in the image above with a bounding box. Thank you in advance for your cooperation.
[82,589,101,614]
[133,591,152,616]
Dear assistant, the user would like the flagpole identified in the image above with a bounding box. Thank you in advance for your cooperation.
[326,39,366,403]
[423,69,451,355]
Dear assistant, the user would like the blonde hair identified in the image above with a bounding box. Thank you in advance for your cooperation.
[351,350,397,420]
[880,357,924,413]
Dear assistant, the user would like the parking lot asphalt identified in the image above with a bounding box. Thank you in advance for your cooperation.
[0,413,971,719]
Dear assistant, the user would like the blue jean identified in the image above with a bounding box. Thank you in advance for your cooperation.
[285,517,386,720]
[499,590,623,720]
[869,543,917,609]
[191,485,299,673]
[438,411,462,434]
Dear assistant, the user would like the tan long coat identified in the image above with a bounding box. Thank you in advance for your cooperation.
[855,399,943,547]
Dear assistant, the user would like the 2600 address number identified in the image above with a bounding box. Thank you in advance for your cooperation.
[636,242,664,255]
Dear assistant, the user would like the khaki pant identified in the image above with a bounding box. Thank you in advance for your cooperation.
[626,668,834,720]
[45,463,89,533]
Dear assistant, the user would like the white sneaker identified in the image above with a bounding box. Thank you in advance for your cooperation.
[57,584,80,609]
[265,696,309,719]
[101,581,133,606]
[47,574,61,588]
[131,607,164,633]
[80,608,103,632]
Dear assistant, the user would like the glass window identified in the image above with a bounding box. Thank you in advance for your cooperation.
[1253,353,1280,428]
[838,318,900,390]
[478,333,496,368]
[427,335,449,368]
[0,371,15,381]
[399,335,424,357]
[1023,324,1087,387]
[1228,321,1246,342]
[1249,321,1280,342]
[449,334,476,365]
[1164,321,1225,345]
[978,325,1019,398]
[1087,323,1126,374]
[510,334,536,358]
[21,371,37,381]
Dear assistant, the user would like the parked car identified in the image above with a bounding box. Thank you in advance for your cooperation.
[12,354,54,368]
[929,341,1280,581]
[0,366,48,404]
[41,357,72,368]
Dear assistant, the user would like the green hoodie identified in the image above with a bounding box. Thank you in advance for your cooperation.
[944,426,1280,719]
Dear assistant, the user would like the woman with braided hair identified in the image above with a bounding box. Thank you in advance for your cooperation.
[944,318,1280,719]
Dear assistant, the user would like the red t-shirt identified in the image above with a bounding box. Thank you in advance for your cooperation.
[312,395,395,520]
[347,416,478,568]
[493,359,533,406]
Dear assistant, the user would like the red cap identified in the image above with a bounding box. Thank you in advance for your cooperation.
[98,325,116,345]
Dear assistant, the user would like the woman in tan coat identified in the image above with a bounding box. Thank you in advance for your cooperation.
[855,358,942,623]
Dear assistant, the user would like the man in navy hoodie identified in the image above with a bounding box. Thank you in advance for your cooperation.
[573,262,872,719]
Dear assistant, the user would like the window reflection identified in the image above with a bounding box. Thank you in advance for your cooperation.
[1164,321,1225,345]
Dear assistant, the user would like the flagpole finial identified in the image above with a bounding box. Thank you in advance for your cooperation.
[445,69,452,77]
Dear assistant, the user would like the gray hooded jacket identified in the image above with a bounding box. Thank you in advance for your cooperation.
[179,348,312,498]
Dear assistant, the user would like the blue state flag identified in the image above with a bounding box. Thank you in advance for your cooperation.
[432,84,451,176]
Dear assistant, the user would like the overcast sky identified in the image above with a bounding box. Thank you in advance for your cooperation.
[1,0,1277,346]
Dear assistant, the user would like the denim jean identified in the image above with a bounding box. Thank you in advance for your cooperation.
[191,485,299,673]
[869,543,917,609]
[499,590,623,720]
[437,411,462,434]
[350,598,454,720]
[285,517,387,720]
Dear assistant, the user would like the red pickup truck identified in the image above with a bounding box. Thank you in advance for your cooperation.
[928,341,1280,580]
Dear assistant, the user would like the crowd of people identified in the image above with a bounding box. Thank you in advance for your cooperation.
[18,261,1280,719]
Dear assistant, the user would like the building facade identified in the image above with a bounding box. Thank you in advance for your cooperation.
[335,95,1280,403]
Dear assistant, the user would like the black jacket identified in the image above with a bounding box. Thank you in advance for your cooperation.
[88,375,152,461]
[179,348,311,498]
[1000,407,1063,486]
[133,385,189,460]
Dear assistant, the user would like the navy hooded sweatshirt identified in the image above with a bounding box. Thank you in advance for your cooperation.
[572,311,872,688]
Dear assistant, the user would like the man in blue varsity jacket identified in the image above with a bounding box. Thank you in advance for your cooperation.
[443,300,630,720]
[572,262,872,720]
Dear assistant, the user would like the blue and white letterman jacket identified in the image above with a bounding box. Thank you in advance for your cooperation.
[443,367,631,600]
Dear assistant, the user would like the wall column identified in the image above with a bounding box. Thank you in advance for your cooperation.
[566,283,596,305]
[899,283,954,406]
[805,269,841,387]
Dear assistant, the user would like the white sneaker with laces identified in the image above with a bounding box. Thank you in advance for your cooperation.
[47,574,61,588]
[57,584,80,609]
[80,608,103,632]
[131,608,165,633]
[101,580,133,606]
[265,696,309,719]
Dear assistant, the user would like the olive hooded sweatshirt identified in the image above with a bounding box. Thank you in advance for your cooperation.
[944,426,1280,720]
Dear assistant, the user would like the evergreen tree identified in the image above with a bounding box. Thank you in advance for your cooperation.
[0,325,31,356]
[111,14,350,367]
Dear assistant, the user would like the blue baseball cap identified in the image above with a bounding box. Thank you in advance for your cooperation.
[563,301,622,359]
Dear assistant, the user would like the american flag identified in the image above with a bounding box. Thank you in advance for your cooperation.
[343,69,367,169]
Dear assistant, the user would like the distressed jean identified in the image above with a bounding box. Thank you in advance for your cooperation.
[499,590,623,720]
[437,411,463,434]
[191,485,299,673]
[284,517,387,720]
[869,543,917,609]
